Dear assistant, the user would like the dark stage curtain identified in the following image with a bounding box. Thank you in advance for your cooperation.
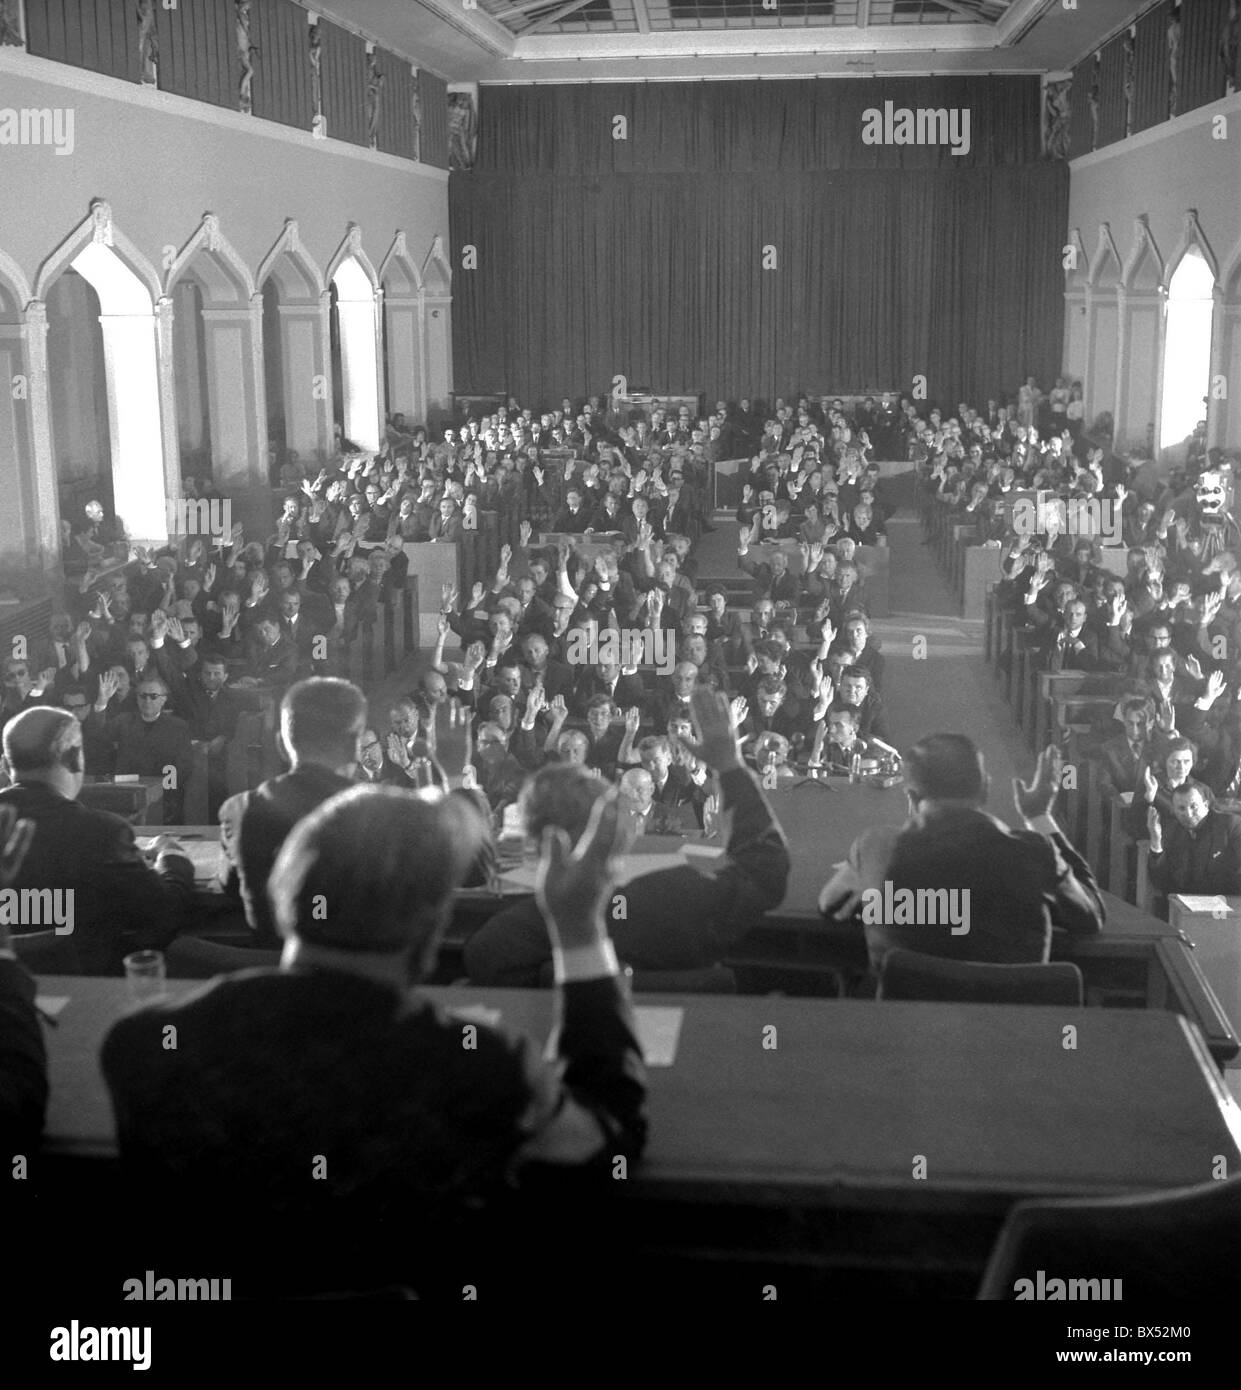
[1133,1,1174,134]
[475,77,1044,173]
[375,48,416,160]
[252,0,313,132]
[450,163,1069,411]
[1097,32,1130,147]
[1180,0,1232,111]
[155,0,234,110]
[1069,56,1098,157]
[318,18,367,148]
[25,0,139,83]
[419,70,449,169]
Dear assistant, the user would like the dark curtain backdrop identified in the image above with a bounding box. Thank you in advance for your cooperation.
[25,0,138,82]
[419,71,449,169]
[155,0,234,110]
[476,77,1043,173]
[1097,32,1129,147]
[451,163,1068,410]
[1069,56,1098,157]
[1181,0,1232,110]
[319,19,367,148]
[253,0,314,132]
[1133,0,1173,133]
[376,48,417,160]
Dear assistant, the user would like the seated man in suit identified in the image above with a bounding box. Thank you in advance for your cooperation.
[101,785,647,1297]
[0,805,44,1149]
[820,737,1103,973]
[218,678,366,948]
[1146,780,1241,906]
[90,672,194,824]
[0,707,194,974]
[1096,697,1158,802]
[465,689,790,987]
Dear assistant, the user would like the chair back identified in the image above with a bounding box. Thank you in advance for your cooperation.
[878,948,1084,1005]
[977,1175,1241,1299]
[11,929,82,975]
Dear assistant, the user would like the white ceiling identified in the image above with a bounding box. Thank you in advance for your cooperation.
[319,0,1150,81]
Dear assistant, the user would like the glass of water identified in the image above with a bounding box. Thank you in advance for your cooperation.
[123,950,168,1006]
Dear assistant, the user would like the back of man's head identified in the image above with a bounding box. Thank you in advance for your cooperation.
[280,678,367,771]
[519,763,607,845]
[272,787,484,961]
[903,734,987,805]
[3,705,83,780]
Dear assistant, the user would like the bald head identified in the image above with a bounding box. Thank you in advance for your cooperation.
[3,705,82,777]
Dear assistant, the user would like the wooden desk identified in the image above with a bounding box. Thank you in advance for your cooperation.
[1168,895,1241,1038]
[34,977,1241,1209]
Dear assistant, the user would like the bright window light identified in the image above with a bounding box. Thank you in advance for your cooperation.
[1159,248,1215,454]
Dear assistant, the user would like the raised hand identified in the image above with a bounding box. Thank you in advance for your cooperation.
[96,668,120,706]
[500,543,512,566]
[386,732,412,769]
[150,609,169,641]
[525,685,547,721]
[436,612,450,639]
[519,520,533,548]
[203,563,217,591]
[1146,804,1163,851]
[1204,669,1227,706]
[74,620,93,645]
[1012,745,1062,821]
[729,695,749,731]
[536,788,623,948]
[463,641,486,674]
[1185,653,1205,681]
[1142,763,1160,804]
[470,581,485,607]
[624,705,641,736]
[549,693,568,723]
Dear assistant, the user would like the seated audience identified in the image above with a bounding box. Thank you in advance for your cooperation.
[1146,780,1241,904]
[0,706,194,973]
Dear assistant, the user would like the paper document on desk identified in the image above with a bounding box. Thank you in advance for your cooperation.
[501,854,687,894]
[634,1006,683,1067]
[34,995,70,1017]
[1175,896,1233,915]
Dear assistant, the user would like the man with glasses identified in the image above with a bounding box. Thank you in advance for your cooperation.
[90,673,193,824]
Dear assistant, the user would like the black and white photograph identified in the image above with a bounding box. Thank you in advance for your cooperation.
[0,0,1239,1365]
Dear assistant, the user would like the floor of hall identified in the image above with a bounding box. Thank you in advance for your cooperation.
[692,503,1040,830]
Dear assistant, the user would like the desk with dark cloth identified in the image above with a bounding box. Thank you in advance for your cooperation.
[25,976,1241,1295]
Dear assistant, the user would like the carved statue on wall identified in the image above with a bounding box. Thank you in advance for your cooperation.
[309,22,325,139]
[365,51,384,148]
[1088,53,1101,150]
[411,72,422,163]
[1223,0,1240,97]
[236,2,258,115]
[1042,77,1071,159]
[1123,26,1136,137]
[1167,4,1182,117]
[0,0,23,47]
[447,90,477,171]
[137,0,158,86]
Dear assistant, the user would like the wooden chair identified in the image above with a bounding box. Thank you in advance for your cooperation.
[977,1175,1241,1300]
[877,948,1084,1006]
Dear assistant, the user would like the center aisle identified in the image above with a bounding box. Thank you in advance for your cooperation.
[697,507,1042,831]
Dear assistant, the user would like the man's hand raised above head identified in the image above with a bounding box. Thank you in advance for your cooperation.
[536,790,623,952]
[679,688,744,775]
[1013,745,1062,824]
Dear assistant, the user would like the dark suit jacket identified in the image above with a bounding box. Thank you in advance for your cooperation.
[100,964,646,1289]
[218,766,355,947]
[0,958,47,1147]
[0,782,193,974]
[844,806,1104,973]
[465,766,789,986]
[1149,810,1241,898]
[1096,735,1153,800]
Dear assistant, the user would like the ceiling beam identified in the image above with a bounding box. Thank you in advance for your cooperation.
[931,0,997,21]
[522,0,598,32]
[491,0,569,19]
[633,0,651,34]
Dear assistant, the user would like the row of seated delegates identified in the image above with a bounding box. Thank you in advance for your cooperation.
[0,716,650,1291]
[464,688,792,988]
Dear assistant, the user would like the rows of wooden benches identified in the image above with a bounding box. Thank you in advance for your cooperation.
[76,577,421,826]
[983,585,1154,915]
